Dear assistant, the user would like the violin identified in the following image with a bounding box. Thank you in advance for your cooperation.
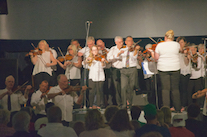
[94,54,108,63]
[57,55,73,62]
[63,85,92,95]
[25,48,43,56]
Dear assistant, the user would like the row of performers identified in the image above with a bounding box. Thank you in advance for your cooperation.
[2,30,206,113]
[27,29,207,111]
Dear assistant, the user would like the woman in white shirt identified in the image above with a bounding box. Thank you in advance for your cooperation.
[85,45,106,109]
[29,40,57,90]
[57,44,82,86]
[154,30,181,112]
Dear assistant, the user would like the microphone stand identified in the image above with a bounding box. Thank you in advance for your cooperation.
[83,21,91,109]
[203,38,207,88]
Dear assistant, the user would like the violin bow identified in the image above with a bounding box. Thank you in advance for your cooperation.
[58,47,66,62]
[149,37,157,44]
[134,39,142,45]
[12,81,29,94]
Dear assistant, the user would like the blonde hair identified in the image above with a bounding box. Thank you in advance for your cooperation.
[67,44,78,56]
[87,45,98,66]
[38,40,49,51]
[198,44,204,50]
[165,30,174,40]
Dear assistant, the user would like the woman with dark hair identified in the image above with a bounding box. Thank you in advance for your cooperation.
[109,109,135,137]
[79,109,115,137]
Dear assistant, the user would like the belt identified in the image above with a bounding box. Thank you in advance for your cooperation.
[122,67,136,69]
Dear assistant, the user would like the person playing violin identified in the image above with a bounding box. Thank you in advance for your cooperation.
[47,74,87,127]
[177,37,191,112]
[0,75,31,112]
[96,39,112,107]
[116,36,140,109]
[84,45,106,109]
[57,44,82,87]
[29,40,57,90]
[30,80,49,120]
[187,44,205,108]
[70,39,82,51]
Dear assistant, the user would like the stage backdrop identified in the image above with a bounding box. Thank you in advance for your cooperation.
[0,0,207,40]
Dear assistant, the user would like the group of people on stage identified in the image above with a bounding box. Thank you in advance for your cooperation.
[1,29,207,129]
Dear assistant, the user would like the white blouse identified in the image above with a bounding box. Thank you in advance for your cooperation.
[32,51,52,76]
[65,56,81,80]
[88,60,105,81]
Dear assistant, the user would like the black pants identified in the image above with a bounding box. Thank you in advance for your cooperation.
[187,77,204,107]
[103,68,112,106]
[80,69,89,107]
[159,70,181,111]
[70,79,81,109]
[179,74,190,107]
[34,72,51,90]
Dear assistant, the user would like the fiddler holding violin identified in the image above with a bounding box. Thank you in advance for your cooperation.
[83,45,106,109]
[28,40,57,90]
[0,75,32,112]
[47,74,88,127]
[56,45,82,86]
[115,36,141,109]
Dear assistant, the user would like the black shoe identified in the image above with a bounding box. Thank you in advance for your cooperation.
[135,89,151,95]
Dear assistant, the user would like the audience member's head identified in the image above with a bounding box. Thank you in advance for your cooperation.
[0,109,10,125]
[12,111,30,131]
[109,109,133,132]
[141,131,163,137]
[47,106,62,123]
[45,102,55,114]
[20,106,33,116]
[73,121,85,136]
[172,114,185,127]
[104,105,119,123]
[144,104,157,121]
[85,109,104,131]
[160,106,171,125]
[156,110,164,127]
[130,120,140,130]
[187,103,200,119]
[130,105,142,120]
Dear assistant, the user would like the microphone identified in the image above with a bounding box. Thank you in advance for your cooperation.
[86,21,93,23]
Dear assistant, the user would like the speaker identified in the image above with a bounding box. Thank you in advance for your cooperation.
[0,0,8,15]
[0,58,18,89]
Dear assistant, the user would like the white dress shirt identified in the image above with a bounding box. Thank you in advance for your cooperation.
[49,48,57,59]
[190,55,204,79]
[107,45,123,69]
[65,56,81,80]
[88,60,105,81]
[115,47,138,68]
[79,47,90,68]
[30,89,47,115]
[179,53,191,76]
[48,85,78,122]
[0,88,28,112]
[38,123,77,137]
[32,51,53,76]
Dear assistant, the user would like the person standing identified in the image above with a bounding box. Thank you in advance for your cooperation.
[154,30,181,112]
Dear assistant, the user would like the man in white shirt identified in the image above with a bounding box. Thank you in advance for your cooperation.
[0,75,30,113]
[38,106,77,137]
[107,36,124,107]
[31,80,49,120]
[78,36,95,107]
[116,36,140,109]
[47,74,87,127]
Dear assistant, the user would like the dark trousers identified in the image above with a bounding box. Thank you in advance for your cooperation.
[111,67,122,107]
[80,69,89,107]
[187,77,204,107]
[50,71,57,86]
[159,70,181,111]
[120,67,137,108]
[34,72,51,90]
[145,74,162,107]
[70,79,81,109]
[103,69,113,106]
[179,74,190,107]
[62,120,69,127]
[88,79,104,107]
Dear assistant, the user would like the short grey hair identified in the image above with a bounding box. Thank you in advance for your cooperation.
[0,109,10,124]
[57,74,66,83]
[198,44,204,50]
[87,36,95,42]
[12,111,30,131]
[5,75,15,82]
[114,36,123,42]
